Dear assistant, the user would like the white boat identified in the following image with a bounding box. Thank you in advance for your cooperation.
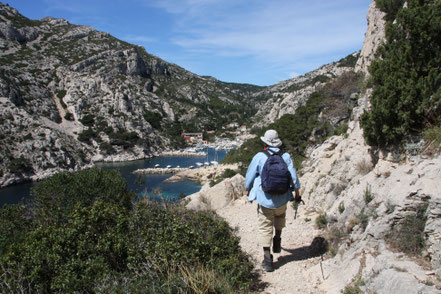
[176,165,180,168]
[196,162,203,167]
[166,165,172,168]
[188,165,194,169]
[154,164,160,168]
[210,161,218,165]
[204,162,209,166]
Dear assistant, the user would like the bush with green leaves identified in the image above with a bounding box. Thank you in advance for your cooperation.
[79,114,95,126]
[30,167,134,225]
[0,203,33,256]
[387,203,428,256]
[361,0,441,147]
[315,213,328,230]
[109,130,139,148]
[143,110,162,129]
[209,168,239,187]
[422,125,441,154]
[7,156,33,174]
[77,127,97,143]
[0,168,254,293]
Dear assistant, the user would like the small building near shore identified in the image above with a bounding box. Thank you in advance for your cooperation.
[182,132,203,144]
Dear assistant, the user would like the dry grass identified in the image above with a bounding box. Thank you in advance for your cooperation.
[178,264,235,294]
[355,159,373,175]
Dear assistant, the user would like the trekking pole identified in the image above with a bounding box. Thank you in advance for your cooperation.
[294,196,305,219]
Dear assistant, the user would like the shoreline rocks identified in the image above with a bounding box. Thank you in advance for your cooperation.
[164,164,239,184]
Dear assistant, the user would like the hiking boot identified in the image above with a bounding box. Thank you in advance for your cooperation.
[273,236,281,253]
[262,254,274,272]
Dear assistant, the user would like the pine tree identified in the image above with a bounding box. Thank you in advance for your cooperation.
[361,0,441,146]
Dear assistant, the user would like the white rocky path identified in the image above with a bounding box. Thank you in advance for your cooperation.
[217,196,328,293]
[186,175,330,293]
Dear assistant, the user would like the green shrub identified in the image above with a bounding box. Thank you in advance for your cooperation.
[343,275,365,294]
[56,89,66,99]
[64,112,74,121]
[77,128,97,143]
[8,157,33,174]
[79,114,95,126]
[0,204,34,256]
[422,125,441,154]
[99,141,115,155]
[361,0,441,147]
[3,201,130,293]
[356,209,370,231]
[376,0,405,21]
[23,133,33,141]
[387,203,428,256]
[315,213,328,229]
[30,167,133,226]
[143,110,162,129]
[363,185,373,204]
[338,52,360,68]
[338,202,345,214]
[109,131,139,148]
[210,168,238,187]
[0,169,254,293]
[333,123,349,136]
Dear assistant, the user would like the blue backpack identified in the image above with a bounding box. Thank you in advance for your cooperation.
[260,149,291,194]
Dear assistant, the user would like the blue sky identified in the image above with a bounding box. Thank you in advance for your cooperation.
[7,0,372,86]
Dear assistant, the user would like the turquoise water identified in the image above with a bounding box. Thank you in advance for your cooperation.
[0,148,227,206]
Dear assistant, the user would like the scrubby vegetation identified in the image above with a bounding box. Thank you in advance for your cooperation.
[222,71,364,171]
[387,203,428,256]
[361,0,441,147]
[210,168,239,187]
[0,168,255,293]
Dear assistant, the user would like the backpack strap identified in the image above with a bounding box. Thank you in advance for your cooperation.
[262,149,284,157]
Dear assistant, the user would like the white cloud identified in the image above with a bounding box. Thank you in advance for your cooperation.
[145,0,370,76]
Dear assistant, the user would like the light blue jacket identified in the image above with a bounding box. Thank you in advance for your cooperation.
[245,147,300,209]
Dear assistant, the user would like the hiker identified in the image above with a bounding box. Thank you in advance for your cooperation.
[245,129,301,272]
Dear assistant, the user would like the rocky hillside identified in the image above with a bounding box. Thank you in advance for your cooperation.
[0,2,265,187]
[251,52,359,128]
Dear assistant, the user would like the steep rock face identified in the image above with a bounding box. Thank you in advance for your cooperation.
[299,1,440,292]
[354,0,386,75]
[0,3,265,187]
[186,173,246,211]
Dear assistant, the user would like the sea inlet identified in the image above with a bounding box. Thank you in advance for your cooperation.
[0,148,227,206]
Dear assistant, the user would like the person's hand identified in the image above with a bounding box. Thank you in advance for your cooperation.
[294,189,301,203]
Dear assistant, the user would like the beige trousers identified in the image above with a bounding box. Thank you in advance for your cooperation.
[258,204,287,247]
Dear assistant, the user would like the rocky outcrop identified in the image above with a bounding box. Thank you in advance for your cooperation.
[354,1,387,75]
[185,173,246,211]
[165,164,239,184]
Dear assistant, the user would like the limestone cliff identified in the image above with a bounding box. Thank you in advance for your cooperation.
[0,2,264,187]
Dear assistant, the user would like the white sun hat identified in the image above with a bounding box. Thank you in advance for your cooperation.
[260,129,282,147]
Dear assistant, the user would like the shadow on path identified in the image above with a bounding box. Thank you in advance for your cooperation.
[274,236,328,270]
